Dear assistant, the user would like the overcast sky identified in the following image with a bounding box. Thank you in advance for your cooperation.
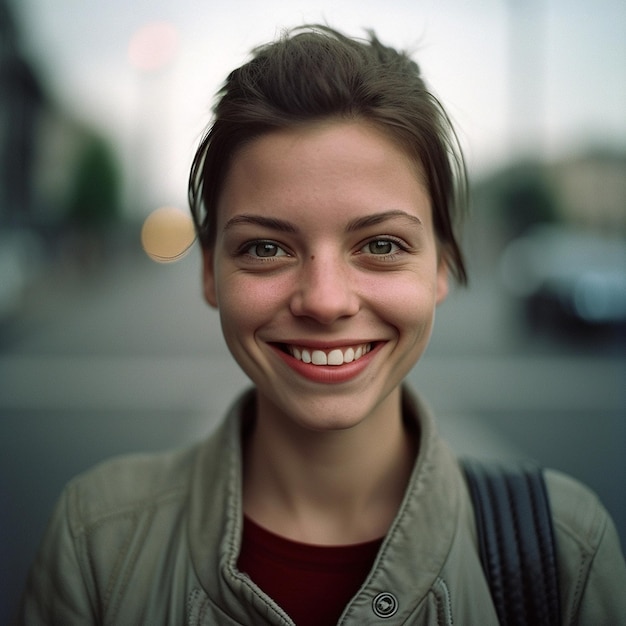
[12,0,626,214]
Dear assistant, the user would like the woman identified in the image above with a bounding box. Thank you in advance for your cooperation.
[21,25,626,625]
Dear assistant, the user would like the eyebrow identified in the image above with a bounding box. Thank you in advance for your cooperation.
[223,214,299,233]
[345,210,423,232]
[222,209,423,234]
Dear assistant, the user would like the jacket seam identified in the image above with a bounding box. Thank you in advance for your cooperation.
[70,484,185,623]
[231,569,295,624]
[63,486,100,621]
[433,577,454,626]
[98,509,135,619]
[71,483,188,534]
[566,549,590,626]
[562,514,609,626]
[188,587,243,624]
[102,507,154,624]
[189,588,210,624]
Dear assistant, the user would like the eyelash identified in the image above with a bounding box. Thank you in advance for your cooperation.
[358,237,409,260]
[237,240,290,261]
[235,236,410,262]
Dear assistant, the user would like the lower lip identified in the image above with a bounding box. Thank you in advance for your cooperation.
[271,343,383,384]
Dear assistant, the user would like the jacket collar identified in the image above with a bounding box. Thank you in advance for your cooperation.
[188,387,462,624]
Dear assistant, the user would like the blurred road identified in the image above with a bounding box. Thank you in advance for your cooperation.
[1,236,624,623]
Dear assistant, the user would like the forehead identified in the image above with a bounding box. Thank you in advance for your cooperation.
[233,120,425,183]
[216,120,432,229]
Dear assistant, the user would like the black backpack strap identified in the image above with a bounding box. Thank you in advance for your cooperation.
[461,458,561,626]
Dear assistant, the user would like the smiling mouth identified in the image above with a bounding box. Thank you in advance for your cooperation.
[281,343,373,366]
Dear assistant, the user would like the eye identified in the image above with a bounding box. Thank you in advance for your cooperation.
[360,238,403,256]
[245,241,289,258]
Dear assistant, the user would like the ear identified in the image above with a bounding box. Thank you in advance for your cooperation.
[435,255,449,305]
[201,247,219,308]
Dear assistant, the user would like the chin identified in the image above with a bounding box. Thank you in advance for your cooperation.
[258,383,401,435]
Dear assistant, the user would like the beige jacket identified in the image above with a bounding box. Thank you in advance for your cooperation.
[20,389,626,625]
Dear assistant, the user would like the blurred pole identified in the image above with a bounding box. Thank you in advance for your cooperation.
[507,0,546,160]
[128,21,179,219]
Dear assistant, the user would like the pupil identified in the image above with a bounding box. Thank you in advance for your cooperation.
[256,243,277,257]
[371,240,392,254]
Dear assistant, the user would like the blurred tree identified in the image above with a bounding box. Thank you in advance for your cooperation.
[61,133,123,268]
[475,161,559,243]
[65,134,122,229]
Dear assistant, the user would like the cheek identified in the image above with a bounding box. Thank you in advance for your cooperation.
[367,272,439,325]
[216,273,288,335]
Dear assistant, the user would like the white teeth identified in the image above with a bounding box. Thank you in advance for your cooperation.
[288,343,372,366]
[327,349,344,365]
[312,350,327,365]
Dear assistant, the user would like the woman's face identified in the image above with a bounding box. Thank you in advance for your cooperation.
[203,121,448,432]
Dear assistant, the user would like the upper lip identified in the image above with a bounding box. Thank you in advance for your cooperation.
[270,339,380,349]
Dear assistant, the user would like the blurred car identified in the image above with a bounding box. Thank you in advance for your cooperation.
[499,224,626,332]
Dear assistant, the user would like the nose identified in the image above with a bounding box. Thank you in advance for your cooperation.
[289,254,360,324]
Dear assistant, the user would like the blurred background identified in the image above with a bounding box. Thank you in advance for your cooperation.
[1,0,625,621]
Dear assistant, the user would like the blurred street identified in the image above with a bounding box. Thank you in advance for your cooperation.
[1,234,625,623]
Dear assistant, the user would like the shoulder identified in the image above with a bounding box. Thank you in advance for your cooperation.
[21,440,212,621]
[63,440,203,532]
[544,469,626,622]
[544,469,610,552]
[60,394,250,532]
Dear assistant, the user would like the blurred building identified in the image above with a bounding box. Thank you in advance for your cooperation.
[0,0,45,227]
[1,0,124,322]
[473,149,626,244]
[552,152,626,233]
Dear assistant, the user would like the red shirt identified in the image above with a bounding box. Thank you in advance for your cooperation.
[238,516,383,626]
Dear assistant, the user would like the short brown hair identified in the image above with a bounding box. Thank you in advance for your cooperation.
[189,25,468,284]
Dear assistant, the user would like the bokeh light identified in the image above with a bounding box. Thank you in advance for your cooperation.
[128,21,179,72]
[140,205,196,262]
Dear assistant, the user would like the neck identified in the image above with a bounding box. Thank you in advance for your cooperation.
[242,388,417,545]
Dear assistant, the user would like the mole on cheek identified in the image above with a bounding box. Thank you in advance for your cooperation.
[310,255,315,260]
